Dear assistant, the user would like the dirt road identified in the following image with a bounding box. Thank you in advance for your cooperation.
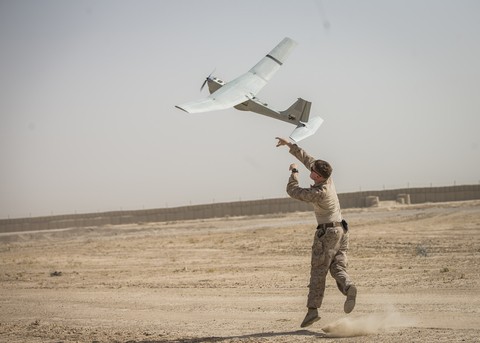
[1,200,479,342]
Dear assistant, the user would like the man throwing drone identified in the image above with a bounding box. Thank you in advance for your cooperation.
[275,137,357,328]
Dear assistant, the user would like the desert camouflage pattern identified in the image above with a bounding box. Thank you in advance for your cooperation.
[284,144,354,309]
[307,226,352,308]
[286,145,342,224]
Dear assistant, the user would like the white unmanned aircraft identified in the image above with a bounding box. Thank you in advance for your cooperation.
[175,37,323,142]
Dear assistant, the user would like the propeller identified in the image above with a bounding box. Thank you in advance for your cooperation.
[200,68,216,92]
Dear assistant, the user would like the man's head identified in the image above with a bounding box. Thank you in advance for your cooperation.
[310,160,332,183]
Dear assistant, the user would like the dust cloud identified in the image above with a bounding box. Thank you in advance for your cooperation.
[322,307,416,337]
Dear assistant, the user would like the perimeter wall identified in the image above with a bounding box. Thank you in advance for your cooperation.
[1,184,479,233]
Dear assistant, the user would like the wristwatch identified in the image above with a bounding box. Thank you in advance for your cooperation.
[291,168,299,173]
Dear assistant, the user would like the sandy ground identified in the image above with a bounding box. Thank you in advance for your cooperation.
[1,200,480,343]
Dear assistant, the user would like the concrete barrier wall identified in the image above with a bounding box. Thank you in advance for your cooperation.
[1,184,479,233]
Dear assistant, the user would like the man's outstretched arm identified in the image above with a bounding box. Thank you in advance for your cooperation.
[275,137,316,170]
[275,137,294,148]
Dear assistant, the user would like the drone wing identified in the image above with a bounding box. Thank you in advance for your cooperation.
[176,37,297,114]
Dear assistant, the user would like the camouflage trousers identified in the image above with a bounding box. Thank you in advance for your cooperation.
[307,226,353,309]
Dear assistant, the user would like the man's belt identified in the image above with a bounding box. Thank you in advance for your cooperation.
[316,221,342,230]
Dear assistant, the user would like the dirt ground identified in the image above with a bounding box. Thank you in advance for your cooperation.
[1,200,480,343]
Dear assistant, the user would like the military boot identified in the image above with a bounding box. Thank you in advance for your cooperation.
[300,308,320,327]
[344,285,357,313]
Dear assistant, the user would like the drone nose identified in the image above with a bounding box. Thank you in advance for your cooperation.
[200,68,216,92]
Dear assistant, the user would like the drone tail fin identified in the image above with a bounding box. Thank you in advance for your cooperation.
[280,98,323,142]
[280,98,311,123]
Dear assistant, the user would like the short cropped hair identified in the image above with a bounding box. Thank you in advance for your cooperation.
[312,160,332,179]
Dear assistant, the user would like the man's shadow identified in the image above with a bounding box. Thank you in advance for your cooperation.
[134,329,328,342]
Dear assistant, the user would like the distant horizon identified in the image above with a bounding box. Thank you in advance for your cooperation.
[2,182,478,221]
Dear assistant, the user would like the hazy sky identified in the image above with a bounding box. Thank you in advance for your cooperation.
[1,0,479,218]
